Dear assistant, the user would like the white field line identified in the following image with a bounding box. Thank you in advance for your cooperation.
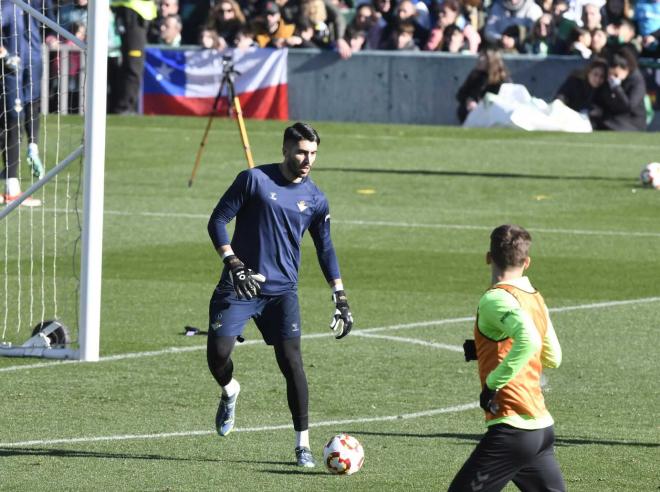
[353,332,463,352]
[42,208,660,238]
[0,402,479,448]
[112,125,660,150]
[2,296,659,374]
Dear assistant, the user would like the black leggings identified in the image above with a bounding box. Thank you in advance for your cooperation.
[207,335,309,431]
[448,424,565,492]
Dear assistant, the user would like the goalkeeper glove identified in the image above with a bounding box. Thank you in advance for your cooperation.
[329,290,353,339]
[479,384,499,415]
[224,255,265,300]
[463,339,477,361]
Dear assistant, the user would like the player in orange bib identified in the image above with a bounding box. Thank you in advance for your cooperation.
[449,224,566,492]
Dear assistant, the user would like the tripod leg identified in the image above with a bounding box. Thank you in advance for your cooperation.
[188,79,227,187]
[232,96,255,169]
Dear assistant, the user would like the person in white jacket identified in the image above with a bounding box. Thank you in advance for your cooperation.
[484,0,542,44]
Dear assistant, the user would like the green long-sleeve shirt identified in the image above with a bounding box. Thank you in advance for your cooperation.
[478,276,562,429]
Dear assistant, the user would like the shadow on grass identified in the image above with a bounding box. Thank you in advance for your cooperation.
[0,447,221,462]
[349,430,481,442]
[348,431,660,448]
[261,469,327,476]
[315,167,630,182]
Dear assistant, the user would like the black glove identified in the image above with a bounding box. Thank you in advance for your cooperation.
[463,339,477,361]
[329,290,353,339]
[479,384,499,415]
[224,255,265,299]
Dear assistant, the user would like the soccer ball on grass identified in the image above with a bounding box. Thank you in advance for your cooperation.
[323,433,364,475]
[640,163,660,189]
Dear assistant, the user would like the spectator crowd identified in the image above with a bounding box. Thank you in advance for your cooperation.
[9,0,658,127]
[129,0,659,58]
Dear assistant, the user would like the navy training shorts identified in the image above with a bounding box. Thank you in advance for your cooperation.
[208,289,302,345]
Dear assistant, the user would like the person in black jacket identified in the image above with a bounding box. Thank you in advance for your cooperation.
[592,47,648,131]
[556,57,607,113]
[456,49,511,123]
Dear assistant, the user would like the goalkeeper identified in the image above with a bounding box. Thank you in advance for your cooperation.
[206,122,353,468]
[449,224,565,492]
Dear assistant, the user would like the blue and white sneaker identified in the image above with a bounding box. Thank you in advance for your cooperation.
[215,388,239,436]
[295,446,316,468]
[27,145,44,179]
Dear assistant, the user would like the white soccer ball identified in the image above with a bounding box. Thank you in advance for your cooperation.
[640,162,660,189]
[323,433,364,475]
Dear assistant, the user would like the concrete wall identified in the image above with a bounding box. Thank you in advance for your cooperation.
[287,49,660,130]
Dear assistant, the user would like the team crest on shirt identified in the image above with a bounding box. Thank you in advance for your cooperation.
[297,201,308,212]
[269,192,278,201]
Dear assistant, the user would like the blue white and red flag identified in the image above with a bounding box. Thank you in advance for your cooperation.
[142,47,288,120]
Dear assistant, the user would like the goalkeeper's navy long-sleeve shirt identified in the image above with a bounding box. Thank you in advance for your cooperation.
[208,164,341,295]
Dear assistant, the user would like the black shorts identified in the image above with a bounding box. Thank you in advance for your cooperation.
[208,289,301,346]
[448,424,566,492]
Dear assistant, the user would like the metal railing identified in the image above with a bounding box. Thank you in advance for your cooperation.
[41,44,86,116]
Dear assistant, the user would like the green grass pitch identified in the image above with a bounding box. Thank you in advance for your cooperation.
[1,117,659,490]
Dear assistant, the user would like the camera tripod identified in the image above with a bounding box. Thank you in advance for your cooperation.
[188,53,255,187]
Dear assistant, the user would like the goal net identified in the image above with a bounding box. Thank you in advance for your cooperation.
[0,0,107,361]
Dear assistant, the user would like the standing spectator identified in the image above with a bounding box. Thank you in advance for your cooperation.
[567,25,592,56]
[524,13,555,54]
[147,0,179,44]
[159,13,182,46]
[235,26,258,50]
[589,26,608,55]
[344,25,368,51]
[346,3,377,48]
[254,1,295,47]
[592,48,647,131]
[110,0,157,114]
[286,18,321,48]
[368,0,395,49]
[580,2,602,30]
[179,0,214,44]
[59,0,88,33]
[600,0,633,27]
[65,21,86,113]
[147,0,178,43]
[635,0,660,58]
[385,19,420,49]
[555,57,607,112]
[456,49,511,122]
[562,0,604,25]
[425,0,481,53]
[300,0,333,47]
[440,24,470,52]
[380,0,429,48]
[107,7,124,113]
[199,28,224,50]
[484,0,542,45]
[206,0,246,47]
[500,23,526,52]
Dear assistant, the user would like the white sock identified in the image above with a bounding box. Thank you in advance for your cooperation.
[296,430,310,449]
[6,177,20,196]
[222,378,240,398]
[28,142,39,156]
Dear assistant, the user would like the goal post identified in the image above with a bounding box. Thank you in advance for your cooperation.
[0,0,108,361]
[79,0,109,362]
